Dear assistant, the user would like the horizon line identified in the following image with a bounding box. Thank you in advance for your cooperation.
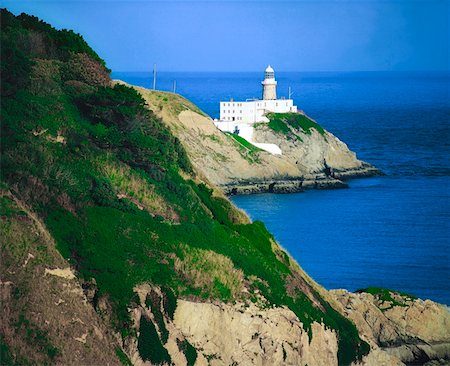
[112,69,450,74]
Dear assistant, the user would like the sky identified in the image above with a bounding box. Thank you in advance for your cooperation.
[3,0,449,72]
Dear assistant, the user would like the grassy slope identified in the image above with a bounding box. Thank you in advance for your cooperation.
[265,112,326,139]
[1,9,368,365]
[0,192,121,365]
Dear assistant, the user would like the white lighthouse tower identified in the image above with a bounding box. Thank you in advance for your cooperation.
[261,65,277,100]
[217,64,297,125]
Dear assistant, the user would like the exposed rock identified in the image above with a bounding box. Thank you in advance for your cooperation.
[330,289,450,365]
[174,299,338,366]
[351,348,404,366]
[44,266,76,280]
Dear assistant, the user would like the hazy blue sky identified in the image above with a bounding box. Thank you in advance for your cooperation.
[4,0,449,72]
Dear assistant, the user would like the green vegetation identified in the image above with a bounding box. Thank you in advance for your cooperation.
[177,339,198,366]
[161,286,177,320]
[15,314,60,361]
[137,316,171,365]
[356,287,417,310]
[225,132,262,154]
[115,348,133,366]
[225,132,262,163]
[1,337,20,366]
[266,112,326,138]
[1,9,369,364]
[151,90,209,118]
[0,196,25,217]
[145,291,169,343]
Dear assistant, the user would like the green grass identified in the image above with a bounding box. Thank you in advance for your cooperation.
[224,132,262,163]
[356,287,417,310]
[266,112,326,137]
[0,196,26,217]
[225,132,262,154]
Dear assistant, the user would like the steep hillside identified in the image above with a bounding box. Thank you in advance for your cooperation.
[1,9,369,365]
[120,83,379,195]
[1,192,120,365]
[2,9,449,366]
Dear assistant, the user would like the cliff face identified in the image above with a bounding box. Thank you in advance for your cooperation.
[173,300,338,366]
[331,289,450,365]
[120,83,379,195]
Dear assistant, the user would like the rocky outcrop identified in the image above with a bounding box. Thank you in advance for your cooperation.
[174,300,338,366]
[125,287,450,366]
[330,289,450,365]
[116,82,380,195]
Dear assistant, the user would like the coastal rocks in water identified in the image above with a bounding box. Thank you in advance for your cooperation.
[330,289,450,365]
[221,175,349,195]
[173,299,338,366]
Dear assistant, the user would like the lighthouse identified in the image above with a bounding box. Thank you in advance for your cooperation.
[217,65,297,125]
[261,65,277,100]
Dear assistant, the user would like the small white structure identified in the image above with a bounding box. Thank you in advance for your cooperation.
[214,65,298,155]
[262,65,277,100]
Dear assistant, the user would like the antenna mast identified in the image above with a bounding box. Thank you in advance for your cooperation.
[173,80,176,93]
[288,86,294,100]
[153,64,157,90]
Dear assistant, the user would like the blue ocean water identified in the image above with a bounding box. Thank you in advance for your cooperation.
[113,71,450,305]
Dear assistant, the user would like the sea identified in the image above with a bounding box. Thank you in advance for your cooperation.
[113,71,450,305]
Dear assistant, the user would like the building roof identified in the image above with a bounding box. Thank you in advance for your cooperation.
[265,65,274,73]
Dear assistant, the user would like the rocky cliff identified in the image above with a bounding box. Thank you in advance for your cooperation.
[331,289,450,365]
[118,83,380,195]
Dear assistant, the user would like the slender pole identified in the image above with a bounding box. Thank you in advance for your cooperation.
[173,80,176,93]
[153,64,157,90]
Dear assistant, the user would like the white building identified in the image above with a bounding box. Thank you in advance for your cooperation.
[217,65,297,125]
[213,66,298,155]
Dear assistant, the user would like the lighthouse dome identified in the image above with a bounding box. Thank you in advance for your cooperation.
[264,65,275,81]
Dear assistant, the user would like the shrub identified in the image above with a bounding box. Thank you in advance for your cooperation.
[63,52,110,87]
[161,286,177,320]
[137,316,171,365]
[29,58,62,96]
[177,339,197,366]
[0,34,34,96]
